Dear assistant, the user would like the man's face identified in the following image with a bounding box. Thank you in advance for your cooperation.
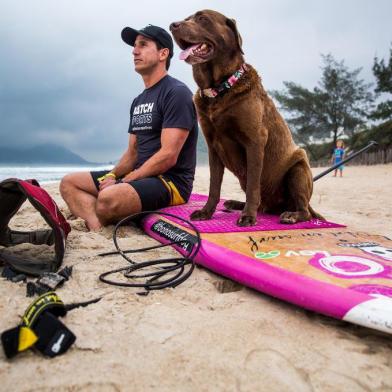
[133,35,166,74]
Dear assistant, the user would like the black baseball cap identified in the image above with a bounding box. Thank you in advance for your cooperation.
[121,24,174,58]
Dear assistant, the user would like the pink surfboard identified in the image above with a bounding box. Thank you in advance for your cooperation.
[142,194,392,334]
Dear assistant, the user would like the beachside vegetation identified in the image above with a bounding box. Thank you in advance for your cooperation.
[271,45,392,162]
[372,45,392,121]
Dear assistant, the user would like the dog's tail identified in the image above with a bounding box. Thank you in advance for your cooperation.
[309,205,325,221]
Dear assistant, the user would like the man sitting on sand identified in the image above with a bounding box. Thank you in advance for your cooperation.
[60,25,198,230]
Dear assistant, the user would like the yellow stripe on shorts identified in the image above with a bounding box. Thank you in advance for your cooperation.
[158,176,186,206]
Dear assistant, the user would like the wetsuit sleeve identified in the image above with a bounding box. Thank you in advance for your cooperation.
[161,86,196,131]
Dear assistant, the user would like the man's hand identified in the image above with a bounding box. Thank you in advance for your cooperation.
[121,170,139,183]
[99,177,117,190]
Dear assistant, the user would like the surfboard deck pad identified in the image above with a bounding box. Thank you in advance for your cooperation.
[142,194,392,334]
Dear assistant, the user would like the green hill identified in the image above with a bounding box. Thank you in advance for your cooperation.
[0,144,90,164]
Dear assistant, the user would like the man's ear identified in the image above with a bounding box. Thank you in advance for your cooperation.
[226,18,244,54]
[159,48,169,61]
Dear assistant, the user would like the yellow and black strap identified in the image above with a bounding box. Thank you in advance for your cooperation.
[1,291,75,358]
[158,176,186,206]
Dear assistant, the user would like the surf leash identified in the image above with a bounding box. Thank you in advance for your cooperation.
[1,291,101,359]
[313,140,378,182]
[98,211,201,292]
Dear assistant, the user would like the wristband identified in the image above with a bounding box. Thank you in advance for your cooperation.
[97,172,116,182]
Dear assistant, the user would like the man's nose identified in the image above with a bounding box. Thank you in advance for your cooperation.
[169,21,182,31]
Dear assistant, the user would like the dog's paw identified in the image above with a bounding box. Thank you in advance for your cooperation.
[190,209,213,221]
[280,211,311,224]
[237,215,256,226]
[223,200,245,211]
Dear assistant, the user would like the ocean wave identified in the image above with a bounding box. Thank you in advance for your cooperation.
[0,165,113,183]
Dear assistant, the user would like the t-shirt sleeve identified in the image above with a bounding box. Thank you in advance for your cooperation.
[128,99,136,134]
[162,86,196,131]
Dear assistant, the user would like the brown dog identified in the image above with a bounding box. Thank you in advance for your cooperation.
[170,10,322,226]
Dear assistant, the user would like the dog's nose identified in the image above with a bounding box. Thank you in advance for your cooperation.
[169,21,181,31]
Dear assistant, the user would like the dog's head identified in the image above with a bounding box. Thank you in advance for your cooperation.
[170,10,243,65]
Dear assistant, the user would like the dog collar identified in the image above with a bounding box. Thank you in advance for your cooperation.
[201,63,248,98]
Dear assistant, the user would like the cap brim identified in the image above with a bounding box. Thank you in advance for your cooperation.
[121,27,154,46]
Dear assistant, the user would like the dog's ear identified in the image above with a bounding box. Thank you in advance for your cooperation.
[226,18,244,54]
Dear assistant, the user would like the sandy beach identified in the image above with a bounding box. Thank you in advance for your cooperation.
[1,164,392,391]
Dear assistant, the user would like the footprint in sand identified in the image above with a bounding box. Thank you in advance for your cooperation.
[240,349,312,391]
[213,278,243,294]
[70,218,89,232]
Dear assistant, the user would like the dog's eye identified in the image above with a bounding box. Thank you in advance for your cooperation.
[197,15,207,22]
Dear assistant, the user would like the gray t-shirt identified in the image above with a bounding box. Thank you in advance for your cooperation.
[128,75,198,200]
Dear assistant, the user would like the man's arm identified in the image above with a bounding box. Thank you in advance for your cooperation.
[99,134,137,190]
[122,128,189,182]
[111,134,138,177]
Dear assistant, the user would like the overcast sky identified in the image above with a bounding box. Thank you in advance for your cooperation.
[0,0,391,162]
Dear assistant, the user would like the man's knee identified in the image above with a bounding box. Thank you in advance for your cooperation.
[96,184,141,223]
[96,190,119,222]
[60,173,76,198]
[60,172,96,199]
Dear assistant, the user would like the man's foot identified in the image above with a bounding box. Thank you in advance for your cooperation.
[84,218,102,231]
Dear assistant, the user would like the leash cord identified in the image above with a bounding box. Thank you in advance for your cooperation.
[97,211,201,291]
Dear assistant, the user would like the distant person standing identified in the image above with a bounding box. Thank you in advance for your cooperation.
[60,24,198,230]
[331,140,345,177]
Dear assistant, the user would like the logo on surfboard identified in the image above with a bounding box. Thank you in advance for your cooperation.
[254,250,280,260]
[151,220,198,252]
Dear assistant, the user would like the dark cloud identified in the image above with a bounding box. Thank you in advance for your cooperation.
[0,0,391,161]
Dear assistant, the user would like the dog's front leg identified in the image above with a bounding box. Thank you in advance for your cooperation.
[190,147,224,221]
[238,141,264,226]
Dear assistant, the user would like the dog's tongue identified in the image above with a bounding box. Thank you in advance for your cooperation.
[179,44,200,60]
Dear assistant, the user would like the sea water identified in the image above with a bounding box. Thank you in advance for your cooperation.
[0,164,113,184]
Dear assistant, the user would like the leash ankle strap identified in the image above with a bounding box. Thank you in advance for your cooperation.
[1,291,75,359]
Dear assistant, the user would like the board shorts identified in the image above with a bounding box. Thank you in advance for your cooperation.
[334,159,344,170]
[90,171,186,211]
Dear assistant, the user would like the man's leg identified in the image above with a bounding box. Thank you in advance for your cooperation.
[95,176,172,225]
[60,172,102,230]
[95,183,142,225]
